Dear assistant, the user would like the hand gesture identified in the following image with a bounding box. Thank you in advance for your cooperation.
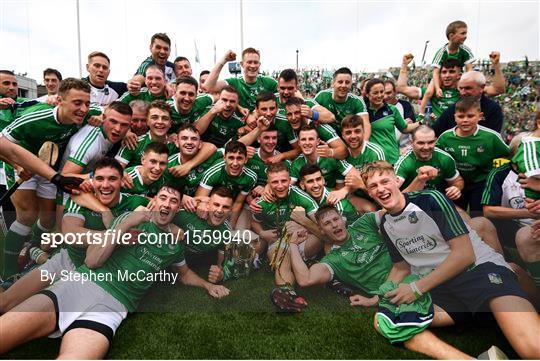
[384,283,416,305]
[316,140,333,158]
[122,131,138,150]
[208,265,224,284]
[300,104,313,119]
[489,51,501,66]
[122,172,134,189]
[222,50,237,64]
[402,53,414,66]
[127,78,142,96]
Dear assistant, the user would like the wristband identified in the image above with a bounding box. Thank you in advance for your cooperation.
[410,281,423,299]
[311,110,319,121]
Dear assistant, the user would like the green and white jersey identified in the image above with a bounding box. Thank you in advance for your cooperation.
[436,125,510,184]
[381,190,507,275]
[419,87,460,118]
[60,124,113,172]
[512,136,540,199]
[225,75,278,111]
[314,89,367,133]
[198,108,244,147]
[431,43,475,68]
[164,151,223,196]
[115,131,178,167]
[317,187,359,225]
[173,210,231,254]
[245,148,290,186]
[167,93,214,132]
[368,103,408,165]
[78,217,185,312]
[275,94,318,124]
[291,123,340,145]
[321,211,391,294]
[253,186,318,229]
[1,103,101,155]
[273,117,298,152]
[0,96,36,130]
[290,155,352,188]
[118,88,168,104]
[346,141,386,172]
[123,165,165,196]
[199,160,257,197]
[63,193,149,267]
[395,147,459,191]
[135,56,176,83]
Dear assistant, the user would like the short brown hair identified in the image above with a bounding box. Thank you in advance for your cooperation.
[242,47,260,59]
[360,160,395,185]
[455,96,481,113]
[148,100,171,116]
[88,51,110,64]
[285,97,305,108]
[58,78,91,97]
[446,20,467,39]
[151,33,171,46]
[315,204,340,223]
[341,114,363,130]
[266,162,290,176]
[107,101,133,116]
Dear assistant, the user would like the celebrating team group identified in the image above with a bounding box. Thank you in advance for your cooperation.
[0,20,539,360]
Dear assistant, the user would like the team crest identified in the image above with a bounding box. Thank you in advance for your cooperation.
[488,273,503,285]
[408,211,418,224]
[477,145,485,153]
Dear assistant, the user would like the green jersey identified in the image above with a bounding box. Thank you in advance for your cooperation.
[273,117,298,152]
[275,94,318,125]
[0,96,36,130]
[173,210,231,254]
[437,125,510,184]
[123,165,165,196]
[115,131,178,167]
[420,87,460,118]
[225,76,278,111]
[167,94,214,132]
[395,147,459,191]
[164,151,223,196]
[1,103,101,154]
[253,186,318,229]
[512,136,540,199]
[199,160,257,197]
[63,193,149,267]
[118,88,167,104]
[320,212,392,294]
[314,89,367,133]
[317,187,359,225]
[78,218,185,312]
[135,56,176,83]
[199,108,244,147]
[245,148,290,186]
[346,141,386,172]
[432,43,475,69]
[291,123,341,145]
[290,155,352,188]
[368,103,408,165]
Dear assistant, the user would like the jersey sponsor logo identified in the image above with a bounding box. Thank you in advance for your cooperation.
[476,145,485,153]
[395,234,437,255]
[509,196,525,209]
[488,273,503,285]
[408,211,419,224]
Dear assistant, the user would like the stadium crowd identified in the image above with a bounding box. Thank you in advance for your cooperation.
[0,19,539,360]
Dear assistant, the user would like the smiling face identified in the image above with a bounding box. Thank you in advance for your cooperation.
[44,73,60,95]
[93,166,122,206]
[219,89,238,118]
[367,83,385,108]
[224,151,247,177]
[365,170,404,214]
[383,83,397,104]
[207,193,233,226]
[175,83,197,113]
[458,77,483,97]
[153,186,181,227]
[102,108,132,144]
[267,170,291,199]
[174,60,192,78]
[278,78,297,102]
[131,109,148,136]
[332,74,352,101]
[285,103,305,130]
[58,88,90,125]
[241,52,261,80]
[440,66,461,88]
[298,129,319,156]
[86,55,110,88]
[141,151,168,182]
[318,209,348,243]
[147,107,171,137]
[256,99,277,122]
[300,170,325,201]
[177,128,202,157]
[258,130,278,154]
[341,124,364,150]
[412,128,436,161]
[150,38,171,67]
[145,68,166,97]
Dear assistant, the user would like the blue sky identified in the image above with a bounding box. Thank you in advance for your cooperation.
[1,0,538,83]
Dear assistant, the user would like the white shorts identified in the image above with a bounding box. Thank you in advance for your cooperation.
[40,276,127,343]
[39,248,76,278]
[18,174,57,199]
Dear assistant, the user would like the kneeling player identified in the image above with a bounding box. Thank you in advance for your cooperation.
[0,184,229,359]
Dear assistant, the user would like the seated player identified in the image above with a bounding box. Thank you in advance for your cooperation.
[361,160,540,359]
[251,163,320,290]
[0,184,229,359]
[196,141,257,229]
[123,142,169,197]
[0,158,148,313]
[173,187,233,284]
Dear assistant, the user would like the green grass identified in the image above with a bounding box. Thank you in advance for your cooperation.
[3,269,518,359]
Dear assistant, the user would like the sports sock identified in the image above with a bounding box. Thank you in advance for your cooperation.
[30,219,51,247]
[1,221,31,278]
[524,261,540,288]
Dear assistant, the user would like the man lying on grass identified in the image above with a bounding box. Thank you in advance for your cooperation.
[0,184,229,359]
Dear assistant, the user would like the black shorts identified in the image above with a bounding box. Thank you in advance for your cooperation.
[431,262,528,326]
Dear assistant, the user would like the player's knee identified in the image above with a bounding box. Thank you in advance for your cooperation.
[516,227,538,262]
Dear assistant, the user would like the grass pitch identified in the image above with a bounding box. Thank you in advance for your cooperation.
[4,269,518,359]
